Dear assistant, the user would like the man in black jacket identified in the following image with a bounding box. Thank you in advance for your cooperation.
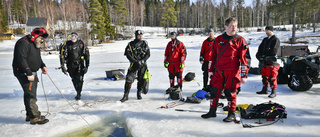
[60,32,90,100]
[256,26,280,98]
[120,30,150,102]
[12,27,49,125]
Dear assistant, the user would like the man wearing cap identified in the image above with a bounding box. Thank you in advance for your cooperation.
[12,27,49,124]
[164,32,187,90]
[120,30,150,102]
[256,26,280,98]
[60,32,90,100]
[200,29,215,90]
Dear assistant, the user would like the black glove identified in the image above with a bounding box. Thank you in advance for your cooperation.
[140,60,145,65]
[259,55,266,61]
[61,66,68,75]
[83,67,88,74]
[131,61,141,70]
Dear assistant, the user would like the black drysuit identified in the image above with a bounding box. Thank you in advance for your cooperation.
[60,40,90,95]
[123,39,150,95]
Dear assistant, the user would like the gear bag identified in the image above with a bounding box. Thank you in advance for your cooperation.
[184,72,195,81]
[185,96,201,103]
[166,85,182,100]
[241,101,287,119]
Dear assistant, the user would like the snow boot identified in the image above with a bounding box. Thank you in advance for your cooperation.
[268,89,276,98]
[26,115,45,122]
[201,108,217,119]
[137,90,142,100]
[256,86,268,94]
[30,114,49,125]
[223,111,235,122]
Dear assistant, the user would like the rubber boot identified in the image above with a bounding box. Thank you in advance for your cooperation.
[75,91,81,100]
[201,108,217,119]
[256,86,268,94]
[120,83,131,102]
[223,110,235,122]
[137,90,142,100]
[268,89,276,98]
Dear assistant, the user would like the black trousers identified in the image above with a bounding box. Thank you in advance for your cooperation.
[16,72,39,119]
[67,61,85,94]
[202,61,209,88]
[125,63,147,92]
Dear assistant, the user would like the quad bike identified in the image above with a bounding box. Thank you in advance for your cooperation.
[277,45,320,91]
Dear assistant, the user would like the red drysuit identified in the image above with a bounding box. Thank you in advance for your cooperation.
[200,38,214,61]
[164,39,187,88]
[208,33,249,111]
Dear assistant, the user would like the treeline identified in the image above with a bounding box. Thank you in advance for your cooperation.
[0,0,320,36]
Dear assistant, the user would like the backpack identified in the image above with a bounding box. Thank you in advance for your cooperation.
[184,72,195,81]
[241,101,287,119]
[166,85,182,100]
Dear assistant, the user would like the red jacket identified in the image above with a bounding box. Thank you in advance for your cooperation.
[164,39,187,64]
[200,38,214,61]
[209,33,249,77]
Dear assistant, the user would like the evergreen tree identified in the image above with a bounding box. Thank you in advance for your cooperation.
[88,0,106,40]
[0,0,8,33]
[112,0,128,27]
[99,0,115,37]
[161,0,179,37]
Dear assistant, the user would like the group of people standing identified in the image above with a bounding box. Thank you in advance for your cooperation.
[12,17,280,125]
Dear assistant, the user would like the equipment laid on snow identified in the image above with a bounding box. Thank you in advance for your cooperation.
[185,96,201,103]
[105,69,126,80]
[238,101,287,128]
[166,85,183,100]
[183,72,195,81]
[277,45,320,91]
[241,101,287,119]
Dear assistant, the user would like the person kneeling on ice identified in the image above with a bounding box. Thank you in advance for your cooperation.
[201,17,249,122]
[60,32,90,100]
[164,32,187,91]
[120,30,150,102]
[12,27,49,124]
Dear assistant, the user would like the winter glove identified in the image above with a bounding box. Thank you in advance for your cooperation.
[61,65,68,75]
[179,64,185,69]
[83,67,88,74]
[140,60,145,65]
[199,56,204,62]
[259,55,266,61]
[164,62,168,68]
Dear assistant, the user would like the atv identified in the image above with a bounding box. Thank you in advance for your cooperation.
[277,45,320,91]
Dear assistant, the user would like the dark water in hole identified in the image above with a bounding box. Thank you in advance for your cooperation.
[58,114,132,137]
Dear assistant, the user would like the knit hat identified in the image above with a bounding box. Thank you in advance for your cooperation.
[31,27,48,41]
[265,26,274,32]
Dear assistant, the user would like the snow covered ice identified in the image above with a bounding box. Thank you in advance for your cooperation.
[0,29,320,137]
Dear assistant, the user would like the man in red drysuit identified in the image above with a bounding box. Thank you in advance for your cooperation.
[164,32,187,90]
[200,29,214,90]
[201,18,249,122]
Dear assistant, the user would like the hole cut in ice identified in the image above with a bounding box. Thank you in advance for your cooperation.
[59,114,132,137]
